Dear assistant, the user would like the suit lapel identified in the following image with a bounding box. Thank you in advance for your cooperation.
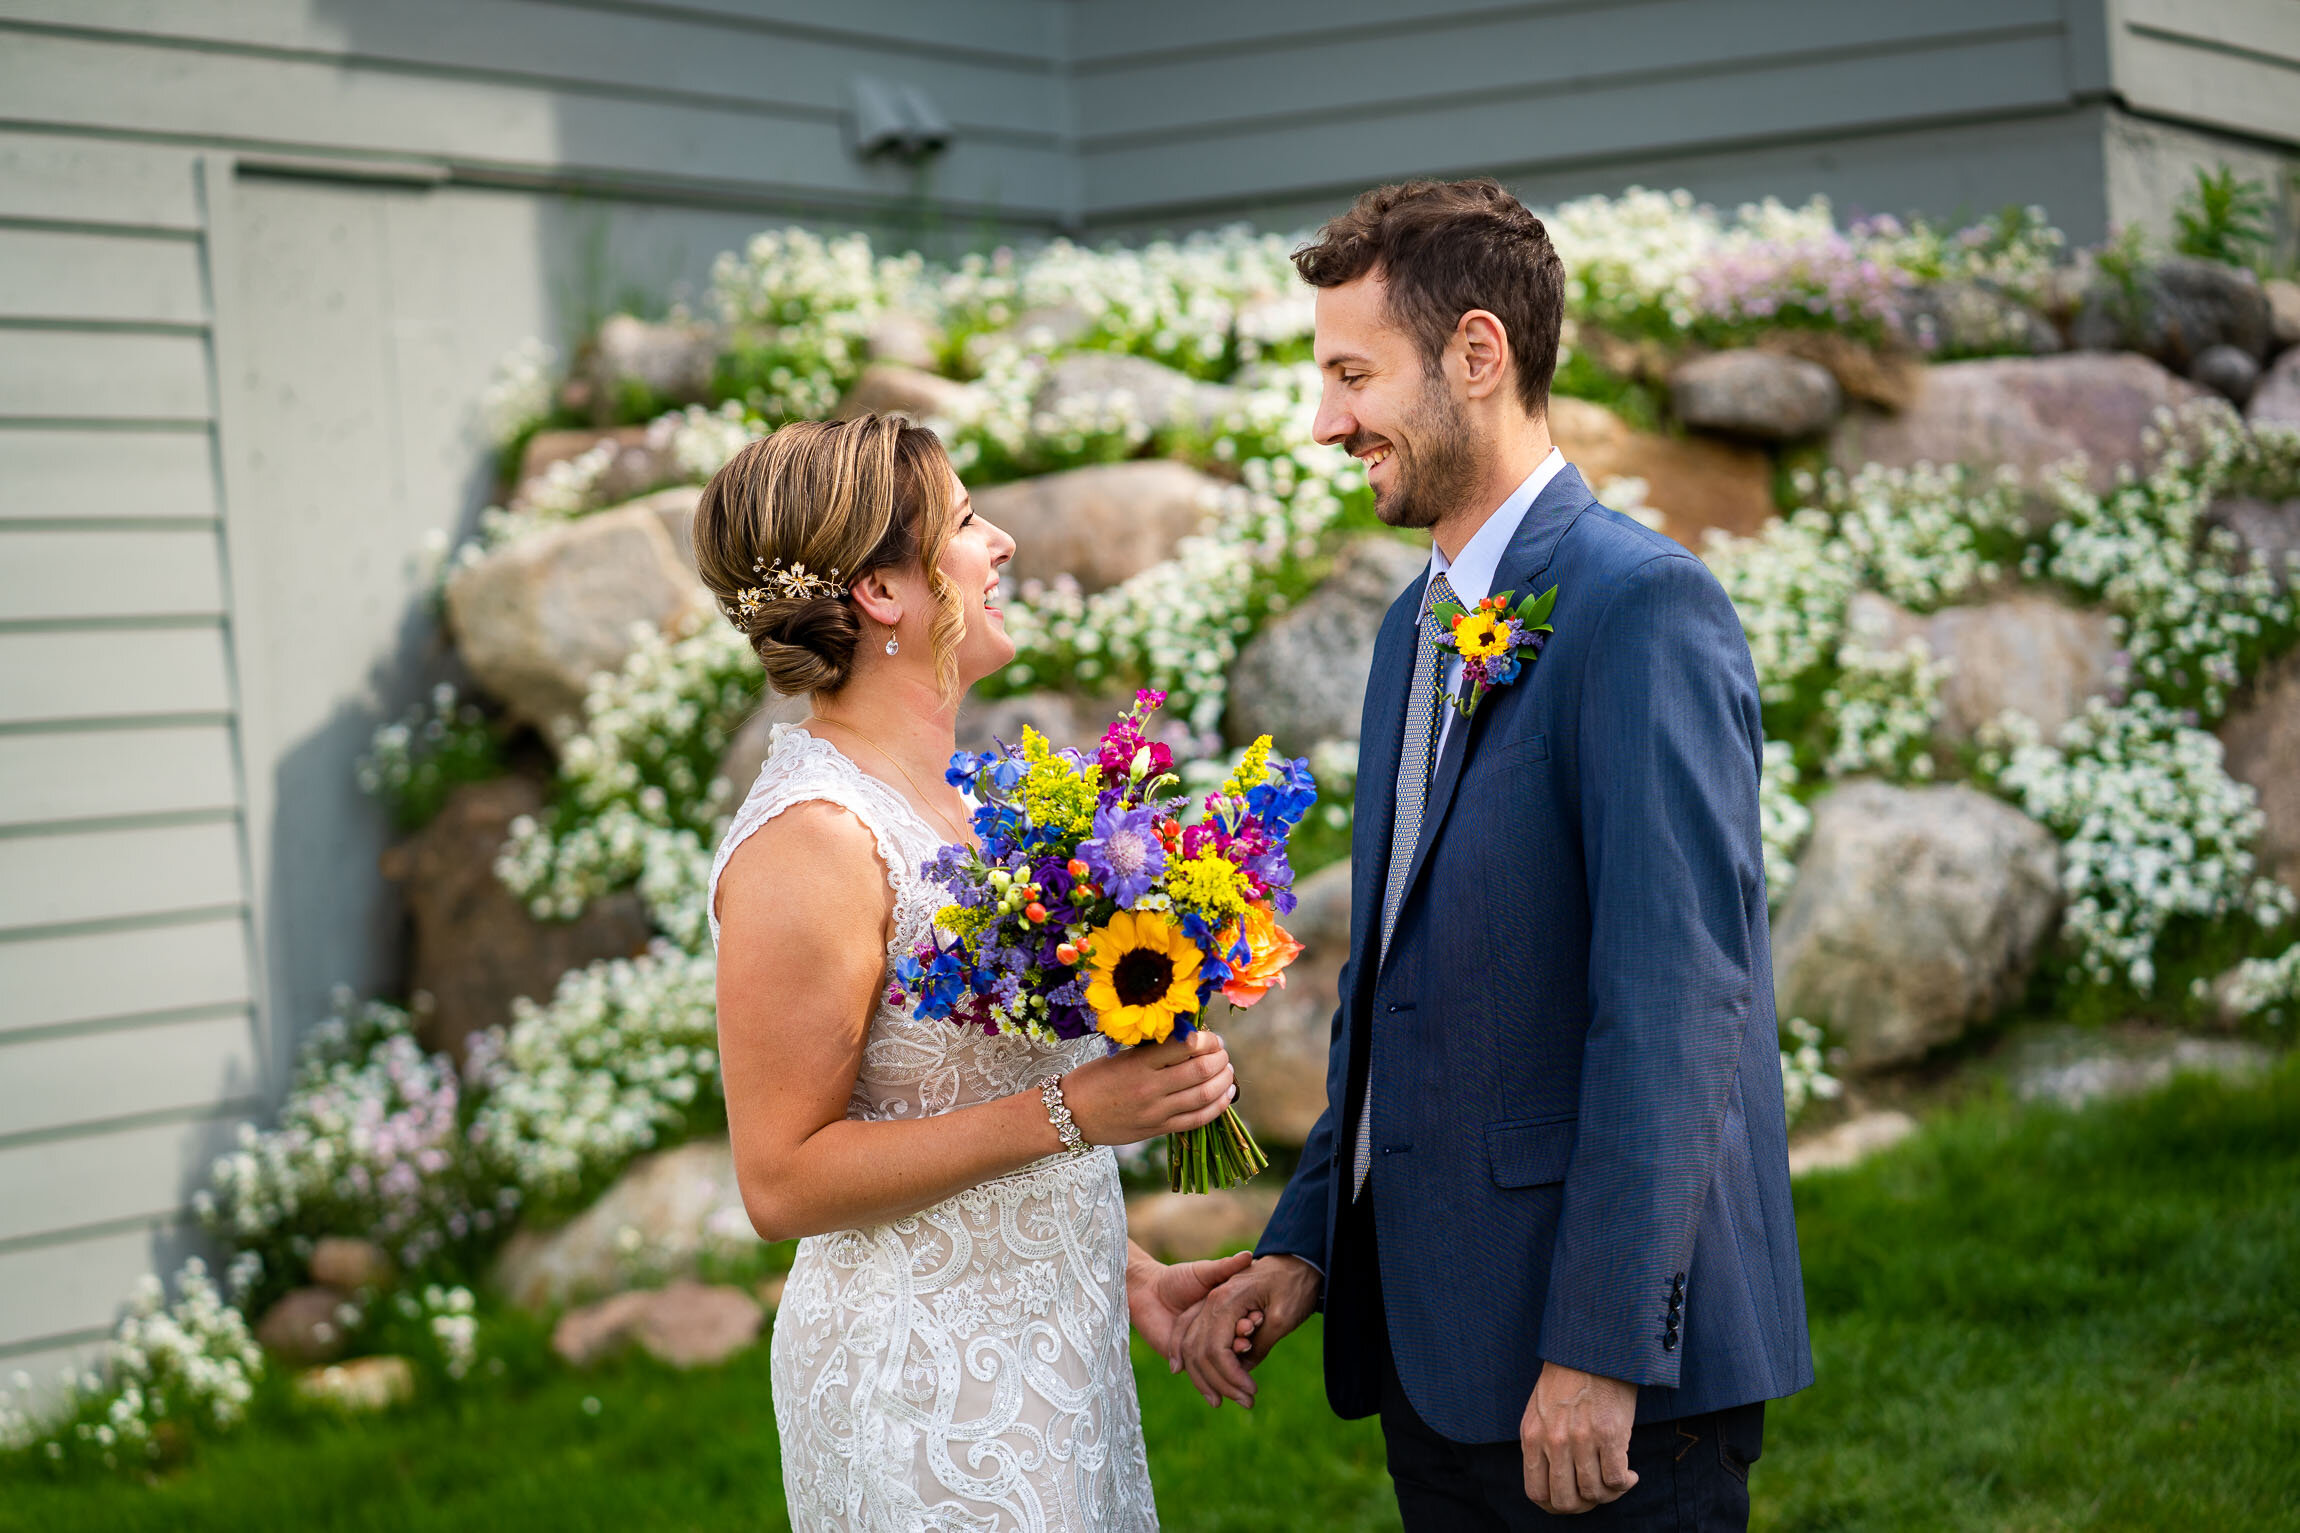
[1387,465,1598,934]
[1344,573,1426,987]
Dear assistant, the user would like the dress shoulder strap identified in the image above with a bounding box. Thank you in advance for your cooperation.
[705,723,934,953]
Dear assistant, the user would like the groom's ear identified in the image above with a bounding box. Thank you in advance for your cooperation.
[1456,308,1513,402]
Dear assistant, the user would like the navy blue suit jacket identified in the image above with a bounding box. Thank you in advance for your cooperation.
[1257,464,1813,1442]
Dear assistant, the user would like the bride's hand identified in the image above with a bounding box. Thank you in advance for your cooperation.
[1126,1246,1253,1359]
[1060,1030,1235,1147]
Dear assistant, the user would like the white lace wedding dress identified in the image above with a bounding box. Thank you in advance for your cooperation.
[708,723,1158,1533]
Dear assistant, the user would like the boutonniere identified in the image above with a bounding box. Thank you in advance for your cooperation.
[1431,585,1558,718]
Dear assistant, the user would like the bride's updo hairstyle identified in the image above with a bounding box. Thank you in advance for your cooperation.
[692,414,967,700]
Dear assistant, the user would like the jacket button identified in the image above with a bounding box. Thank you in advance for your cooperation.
[1662,1333,1677,1351]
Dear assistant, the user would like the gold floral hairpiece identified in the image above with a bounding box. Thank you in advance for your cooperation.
[730,556,848,623]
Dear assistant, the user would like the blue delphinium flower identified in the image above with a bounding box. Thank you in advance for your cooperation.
[1078,802,1167,906]
[1247,756,1318,832]
[905,948,968,1019]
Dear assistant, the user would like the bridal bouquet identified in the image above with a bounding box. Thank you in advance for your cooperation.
[895,690,1315,1192]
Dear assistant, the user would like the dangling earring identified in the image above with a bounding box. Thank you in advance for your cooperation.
[884,635,900,656]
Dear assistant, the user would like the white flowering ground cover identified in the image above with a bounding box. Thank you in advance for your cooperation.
[13,191,2299,1477]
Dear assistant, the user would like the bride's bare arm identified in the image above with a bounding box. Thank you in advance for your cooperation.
[716,802,1237,1241]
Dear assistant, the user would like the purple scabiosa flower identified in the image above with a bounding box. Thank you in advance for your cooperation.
[1079,802,1166,906]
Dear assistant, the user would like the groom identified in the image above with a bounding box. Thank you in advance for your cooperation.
[1179,179,1812,1529]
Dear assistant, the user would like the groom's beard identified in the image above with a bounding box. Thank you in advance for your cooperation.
[1356,372,1482,532]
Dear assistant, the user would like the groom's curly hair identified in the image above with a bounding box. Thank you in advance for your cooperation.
[1294,178,1564,417]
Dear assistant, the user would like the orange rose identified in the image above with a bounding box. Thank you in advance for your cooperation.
[1218,904,1305,1008]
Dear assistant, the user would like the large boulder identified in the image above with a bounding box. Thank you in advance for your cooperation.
[1755,330,1924,410]
[2267,278,2300,351]
[2071,258,2274,370]
[1549,396,1777,547]
[1829,353,2236,498]
[381,776,653,1060]
[1786,1111,1917,1178]
[1030,353,1235,437]
[1897,283,2062,359]
[1669,350,1842,440]
[1125,1188,1280,1261]
[1225,537,1428,749]
[833,362,985,426]
[551,1280,763,1369]
[512,425,684,515]
[2217,648,2300,898]
[492,1138,758,1311]
[2204,496,2300,588]
[633,484,705,575]
[2005,1023,2273,1109]
[1771,781,2061,1071]
[579,313,720,414]
[308,1237,394,1293]
[2250,347,2300,428]
[715,688,815,792]
[255,1286,354,1365]
[2190,344,2261,407]
[1217,859,1350,1145]
[1844,590,2119,743]
[976,461,1225,595]
[444,502,711,734]
[865,310,943,371]
[295,1355,414,1412]
[956,690,1092,754]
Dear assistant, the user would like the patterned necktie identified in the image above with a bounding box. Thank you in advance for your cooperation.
[1353,570,1457,1198]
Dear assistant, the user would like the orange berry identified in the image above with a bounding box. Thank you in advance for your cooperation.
[1067,858,1090,879]
[1056,942,1080,965]
[1024,901,1047,924]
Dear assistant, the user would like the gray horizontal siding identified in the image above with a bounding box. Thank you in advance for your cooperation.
[13,0,1065,140]
[0,428,219,522]
[1076,17,2081,221]
[0,1115,245,1249]
[0,131,204,230]
[1073,0,2063,144]
[0,1221,208,1356]
[0,820,247,933]
[0,627,237,724]
[2116,0,2300,146]
[0,20,1070,222]
[0,1013,263,1144]
[0,127,267,1390]
[0,916,254,1040]
[0,725,241,829]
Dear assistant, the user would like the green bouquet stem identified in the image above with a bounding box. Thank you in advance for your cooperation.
[1167,1105,1268,1193]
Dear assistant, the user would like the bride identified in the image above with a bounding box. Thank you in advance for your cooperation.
[697,414,1246,1531]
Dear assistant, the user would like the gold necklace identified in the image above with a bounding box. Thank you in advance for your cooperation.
[810,716,974,847]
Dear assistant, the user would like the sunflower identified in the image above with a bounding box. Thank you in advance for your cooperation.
[1452,608,1512,660]
[1080,909,1204,1046]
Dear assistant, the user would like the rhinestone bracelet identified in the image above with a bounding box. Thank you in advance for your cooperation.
[1039,1075,1087,1153]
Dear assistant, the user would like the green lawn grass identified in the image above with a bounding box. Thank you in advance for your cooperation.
[5,1057,2294,1532]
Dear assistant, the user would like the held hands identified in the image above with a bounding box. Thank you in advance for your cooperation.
[1175,1253,1320,1408]
[1125,1247,1254,1360]
[1521,1362,1639,1514]
[1061,1030,1235,1147]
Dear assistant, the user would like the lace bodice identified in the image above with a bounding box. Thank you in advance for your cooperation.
[709,723,1113,1121]
[709,723,1155,1531]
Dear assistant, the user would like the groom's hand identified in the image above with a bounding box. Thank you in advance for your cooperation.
[1522,1362,1639,1514]
[1177,1254,1320,1409]
[1127,1248,1254,1360]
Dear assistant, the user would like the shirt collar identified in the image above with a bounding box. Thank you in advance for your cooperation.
[1428,447,1565,605]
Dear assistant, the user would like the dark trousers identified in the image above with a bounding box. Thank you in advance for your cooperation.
[1341,1189,1763,1532]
